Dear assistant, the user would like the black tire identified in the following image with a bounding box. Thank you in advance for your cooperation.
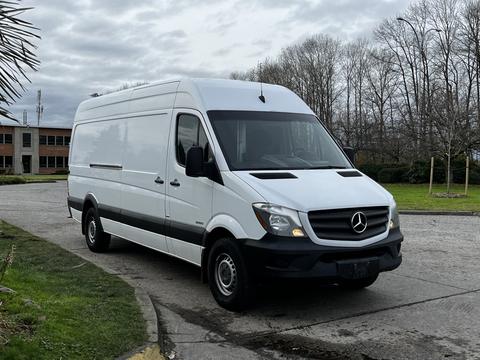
[84,207,110,253]
[207,238,255,311]
[338,274,379,290]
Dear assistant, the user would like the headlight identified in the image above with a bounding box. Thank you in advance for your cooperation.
[252,203,306,237]
[389,202,400,229]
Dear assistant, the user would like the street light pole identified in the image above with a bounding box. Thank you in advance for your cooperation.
[397,17,421,51]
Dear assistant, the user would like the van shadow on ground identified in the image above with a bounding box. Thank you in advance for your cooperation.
[106,236,390,316]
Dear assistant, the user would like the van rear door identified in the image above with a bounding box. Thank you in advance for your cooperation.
[165,110,214,265]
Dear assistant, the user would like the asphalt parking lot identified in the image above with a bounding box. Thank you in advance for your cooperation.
[0,182,479,359]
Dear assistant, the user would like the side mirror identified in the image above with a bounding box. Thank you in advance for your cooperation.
[343,147,356,165]
[185,146,205,177]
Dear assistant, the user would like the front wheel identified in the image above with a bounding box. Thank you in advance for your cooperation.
[84,208,111,253]
[207,238,255,311]
[338,274,379,290]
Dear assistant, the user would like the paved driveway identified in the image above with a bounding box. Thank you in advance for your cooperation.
[0,182,479,359]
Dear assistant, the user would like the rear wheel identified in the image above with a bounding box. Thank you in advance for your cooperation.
[338,274,378,290]
[84,207,110,252]
[208,238,255,311]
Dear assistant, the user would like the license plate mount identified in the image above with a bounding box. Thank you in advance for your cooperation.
[337,258,379,279]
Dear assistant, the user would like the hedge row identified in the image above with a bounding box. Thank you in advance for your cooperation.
[0,176,27,185]
[358,159,480,184]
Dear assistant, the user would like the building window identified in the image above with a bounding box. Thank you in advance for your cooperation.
[39,156,47,168]
[5,156,12,168]
[56,156,64,168]
[0,156,3,167]
[48,136,55,145]
[56,136,64,146]
[23,133,32,148]
[48,156,55,168]
[64,136,71,146]
[39,135,47,145]
[0,134,11,144]
[64,157,69,167]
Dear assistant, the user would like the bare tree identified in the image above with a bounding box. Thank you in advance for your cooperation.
[429,0,461,192]
[462,0,480,131]
[230,0,480,176]
[366,48,398,161]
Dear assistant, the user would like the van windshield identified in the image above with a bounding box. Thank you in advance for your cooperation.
[208,111,352,171]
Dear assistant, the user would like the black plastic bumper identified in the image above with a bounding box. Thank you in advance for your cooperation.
[241,228,403,279]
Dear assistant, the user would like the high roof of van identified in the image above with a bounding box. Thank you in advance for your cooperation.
[74,78,313,122]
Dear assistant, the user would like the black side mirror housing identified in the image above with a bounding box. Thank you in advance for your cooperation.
[185,146,204,177]
[343,147,356,165]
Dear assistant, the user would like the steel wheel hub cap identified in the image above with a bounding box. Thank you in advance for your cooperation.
[215,253,237,296]
[88,219,96,244]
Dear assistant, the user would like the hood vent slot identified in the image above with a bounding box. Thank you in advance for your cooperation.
[337,171,362,178]
[250,172,297,179]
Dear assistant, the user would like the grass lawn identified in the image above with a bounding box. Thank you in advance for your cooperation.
[383,183,480,212]
[0,174,67,185]
[0,221,146,360]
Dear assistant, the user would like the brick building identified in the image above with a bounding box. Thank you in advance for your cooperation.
[0,123,71,175]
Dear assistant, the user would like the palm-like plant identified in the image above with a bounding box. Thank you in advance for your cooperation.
[0,0,39,121]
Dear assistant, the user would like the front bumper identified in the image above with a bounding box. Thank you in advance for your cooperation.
[241,228,403,279]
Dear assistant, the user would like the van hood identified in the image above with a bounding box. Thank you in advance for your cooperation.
[233,169,393,212]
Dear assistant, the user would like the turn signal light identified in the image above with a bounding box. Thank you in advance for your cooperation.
[292,228,305,237]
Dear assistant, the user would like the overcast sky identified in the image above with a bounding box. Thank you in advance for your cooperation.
[4,0,410,127]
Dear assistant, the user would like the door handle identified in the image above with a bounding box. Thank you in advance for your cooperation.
[170,179,180,187]
[154,176,164,184]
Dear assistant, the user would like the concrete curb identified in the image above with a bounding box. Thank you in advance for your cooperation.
[25,180,58,184]
[129,282,159,344]
[117,344,164,360]
[399,210,480,216]
[98,270,161,359]
[104,270,162,360]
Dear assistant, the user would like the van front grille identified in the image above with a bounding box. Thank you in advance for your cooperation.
[308,206,389,240]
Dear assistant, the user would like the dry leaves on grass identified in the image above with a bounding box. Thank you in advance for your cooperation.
[0,313,14,346]
[0,310,36,347]
[0,244,15,284]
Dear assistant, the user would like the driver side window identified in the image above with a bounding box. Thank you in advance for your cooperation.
[176,114,211,166]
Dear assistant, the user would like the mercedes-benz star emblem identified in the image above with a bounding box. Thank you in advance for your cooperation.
[351,212,368,234]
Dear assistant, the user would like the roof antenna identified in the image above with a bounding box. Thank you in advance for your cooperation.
[258,82,266,103]
[257,62,266,103]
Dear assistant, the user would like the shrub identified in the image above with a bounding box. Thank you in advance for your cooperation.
[405,160,429,184]
[0,176,26,185]
[358,164,383,181]
[378,167,409,183]
[405,159,446,184]
[358,159,478,184]
[450,158,480,185]
[432,158,446,183]
[468,163,480,185]
[54,169,69,175]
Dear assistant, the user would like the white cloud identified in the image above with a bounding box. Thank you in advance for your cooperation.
[5,0,410,126]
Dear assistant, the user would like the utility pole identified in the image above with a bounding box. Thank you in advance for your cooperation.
[36,89,43,126]
[23,110,27,125]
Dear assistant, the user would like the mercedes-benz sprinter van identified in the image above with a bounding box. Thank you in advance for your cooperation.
[68,78,403,310]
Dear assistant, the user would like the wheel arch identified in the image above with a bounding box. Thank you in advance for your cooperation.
[81,193,103,235]
[200,226,236,283]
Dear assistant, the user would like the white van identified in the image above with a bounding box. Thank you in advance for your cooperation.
[68,78,402,310]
